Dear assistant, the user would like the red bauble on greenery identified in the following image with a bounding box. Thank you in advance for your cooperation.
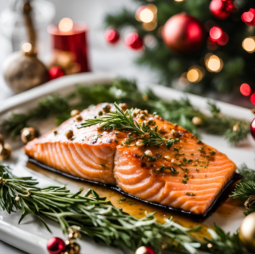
[135,246,156,254]
[47,66,65,81]
[210,0,234,20]
[251,118,255,140]
[125,33,143,50]
[105,29,120,44]
[162,13,205,54]
[47,237,66,254]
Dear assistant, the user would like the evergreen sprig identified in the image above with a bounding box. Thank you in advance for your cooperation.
[0,163,249,254]
[79,102,179,148]
[1,78,250,146]
[0,163,200,254]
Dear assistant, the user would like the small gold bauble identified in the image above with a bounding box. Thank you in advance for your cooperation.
[21,127,39,144]
[68,229,80,240]
[192,116,202,126]
[239,212,255,252]
[65,240,80,254]
[233,124,239,132]
[0,143,12,161]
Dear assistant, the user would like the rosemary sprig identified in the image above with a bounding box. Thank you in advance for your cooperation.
[0,164,200,254]
[79,102,179,148]
[0,163,249,253]
[1,78,250,146]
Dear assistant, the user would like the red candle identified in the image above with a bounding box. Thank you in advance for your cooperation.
[48,18,90,73]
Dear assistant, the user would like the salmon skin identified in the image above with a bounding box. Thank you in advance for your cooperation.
[24,103,237,216]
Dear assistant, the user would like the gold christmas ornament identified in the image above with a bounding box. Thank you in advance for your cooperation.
[65,240,80,254]
[192,116,203,126]
[251,108,255,114]
[239,212,255,252]
[68,229,81,240]
[233,124,239,132]
[2,44,48,94]
[21,127,39,144]
[0,143,12,161]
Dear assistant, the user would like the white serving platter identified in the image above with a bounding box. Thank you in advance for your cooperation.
[0,72,254,254]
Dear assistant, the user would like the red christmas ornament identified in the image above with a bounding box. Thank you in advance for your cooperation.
[210,0,234,20]
[125,33,143,50]
[47,237,66,254]
[241,8,255,26]
[251,118,255,140]
[162,13,205,54]
[47,66,65,81]
[135,246,156,254]
[105,29,120,44]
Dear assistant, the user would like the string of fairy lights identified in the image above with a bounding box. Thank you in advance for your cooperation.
[134,1,255,104]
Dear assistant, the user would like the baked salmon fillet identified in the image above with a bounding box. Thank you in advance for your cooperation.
[24,103,236,215]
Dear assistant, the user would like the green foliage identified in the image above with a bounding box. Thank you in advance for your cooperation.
[0,163,249,253]
[0,163,201,253]
[104,0,255,95]
[1,79,250,146]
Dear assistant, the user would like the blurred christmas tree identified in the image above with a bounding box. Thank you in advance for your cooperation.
[104,0,255,100]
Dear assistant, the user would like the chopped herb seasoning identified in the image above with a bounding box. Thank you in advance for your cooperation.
[186,192,195,196]
[182,179,187,184]
[101,164,106,168]
[197,140,202,144]
[156,154,162,159]
[188,159,193,163]
[115,139,118,143]
[183,158,187,162]
[148,156,156,162]
[191,153,194,156]
[196,169,199,172]
[70,137,75,141]
[118,197,126,204]
[53,130,58,135]
[210,151,216,155]
[174,147,179,152]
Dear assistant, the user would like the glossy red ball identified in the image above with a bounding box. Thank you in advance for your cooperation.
[125,33,143,50]
[251,118,255,140]
[47,66,65,81]
[105,29,120,44]
[210,0,234,20]
[135,246,156,254]
[162,13,205,54]
[47,237,66,254]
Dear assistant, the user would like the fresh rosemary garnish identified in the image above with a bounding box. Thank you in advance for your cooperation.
[79,102,180,148]
[0,163,200,253]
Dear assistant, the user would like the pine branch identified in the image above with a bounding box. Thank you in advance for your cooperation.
[1,79,250,146]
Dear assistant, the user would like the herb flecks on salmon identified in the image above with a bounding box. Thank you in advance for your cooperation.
[24,103,236,215]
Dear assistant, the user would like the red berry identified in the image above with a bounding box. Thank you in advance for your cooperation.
[125,33,143,50]
[47,66,65,81]
[105,29,120,44]
[135,246,156,254]
[47,237,66,254]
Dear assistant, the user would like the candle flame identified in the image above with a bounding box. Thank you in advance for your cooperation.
[59,18,73,32]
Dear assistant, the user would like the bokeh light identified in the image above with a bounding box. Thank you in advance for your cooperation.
[186,66,204,83]
[140,8,154,23]
[175,0,185,2]
[22,42,32,53]
[210,27,222,41]
[242,37,255,53]
[251,93,255,105]
[240,83,251,96]
[59,18,73,32]
[205,54,223,72]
